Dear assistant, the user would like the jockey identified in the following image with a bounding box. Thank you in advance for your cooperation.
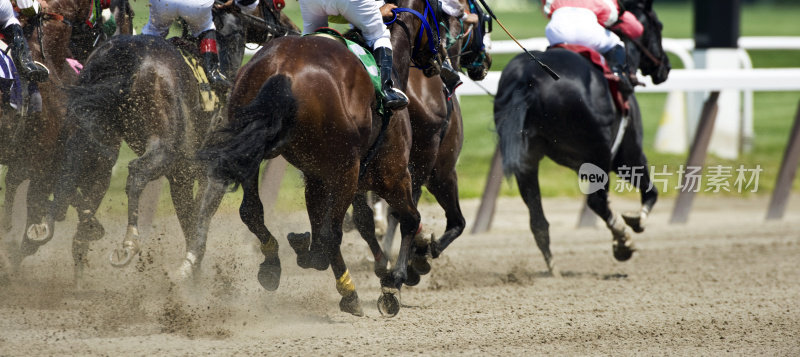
[541,0,644,97]
[0,0,49,82]
[298,0,408,110]
[141,0,257,92]
[439,0,478,95]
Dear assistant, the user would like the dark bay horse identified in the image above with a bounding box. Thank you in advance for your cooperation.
[21,34,224,283]
[1,0,132,236]
[19,3,297,283]
[494,0,670,274]
[357,0,493,286]
[198,0,445,317]
[0,0,102,265]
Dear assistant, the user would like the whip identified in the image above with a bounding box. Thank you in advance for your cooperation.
[475,0,559,80]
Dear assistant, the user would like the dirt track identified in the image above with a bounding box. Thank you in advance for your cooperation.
[1,193,799,355]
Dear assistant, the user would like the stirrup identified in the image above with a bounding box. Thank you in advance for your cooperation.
[383,88,408,110]
[24,61,50,82]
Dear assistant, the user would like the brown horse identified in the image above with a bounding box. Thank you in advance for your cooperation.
[0,0,102,267]
[352,0,492,286]
[197,0,445,317]
[1,0,133,235]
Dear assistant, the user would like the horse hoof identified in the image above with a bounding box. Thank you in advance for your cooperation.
[339,292,364,317]
[26,223,51,243]
[257,257,282,291]
[109,246,138,268]
[612,241,635,262]
[410,254,431,275]
[622,212,645,233]
[287,232,311,254]
[405,267,420,286]
[377,288,400,317]
[545,258,560,277]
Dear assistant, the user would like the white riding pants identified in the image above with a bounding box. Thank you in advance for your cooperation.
[545,7,622,53]
[142,0,215,38]
[299,0,391,49]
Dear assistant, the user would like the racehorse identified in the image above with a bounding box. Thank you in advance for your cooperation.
[356,0,493,285]
[0,0,103,266]
[494,0,670,274]
[18,35,212,283]
[1,0,132,236]
[197,0,446,317]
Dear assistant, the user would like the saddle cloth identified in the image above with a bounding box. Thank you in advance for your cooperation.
[307,28,382,98]
[0,41,23,110]
[177,48,220,112]
[551,43,628,116]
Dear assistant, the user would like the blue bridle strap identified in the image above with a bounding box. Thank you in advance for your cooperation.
[384,1,440,68]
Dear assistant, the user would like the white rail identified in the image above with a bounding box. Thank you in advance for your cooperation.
[458,68,800,96]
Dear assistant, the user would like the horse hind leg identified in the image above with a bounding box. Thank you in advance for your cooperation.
[332,251,364,316]
[297,172,363,315]
[290,173,356,272]
[110,138,173,268]
[515,165,558,275]
[237,174,282,291]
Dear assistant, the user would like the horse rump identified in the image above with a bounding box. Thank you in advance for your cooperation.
[494,60,536,177]
[198,74,297,185]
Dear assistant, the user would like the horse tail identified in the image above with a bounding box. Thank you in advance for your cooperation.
[200,74,297,184]
[494,85,531,177]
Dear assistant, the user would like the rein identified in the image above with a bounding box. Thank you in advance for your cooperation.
[30,12,70,62]
[384,0,441,69]
[624,35,662,67]
[620,7,663,68]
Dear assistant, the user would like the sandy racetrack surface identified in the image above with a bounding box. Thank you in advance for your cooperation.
[1,193,798,355]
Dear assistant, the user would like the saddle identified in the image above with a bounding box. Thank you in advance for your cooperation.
[307,28,384,110]
[550,43,629,116]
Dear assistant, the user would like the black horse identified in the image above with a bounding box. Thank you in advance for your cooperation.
[494,0,670,274]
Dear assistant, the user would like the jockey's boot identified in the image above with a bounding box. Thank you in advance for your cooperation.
[6,24,49,82]
[439,59,462,97]
[604,44,634,99]
[198,30,232,93]
[374,47,409,111]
